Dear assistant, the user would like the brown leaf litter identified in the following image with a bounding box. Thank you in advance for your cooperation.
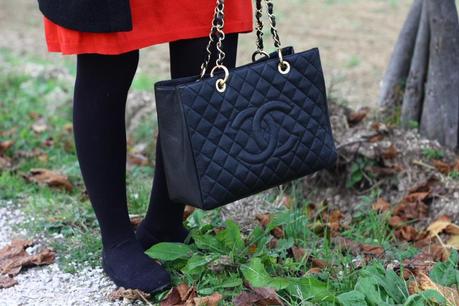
[303,102,459,223]
[159,283,222,306]
[24,168,73,192]
[108,287,151,303]
[0,240,55,289]
[233,286,283,306]
[408,273,459,305]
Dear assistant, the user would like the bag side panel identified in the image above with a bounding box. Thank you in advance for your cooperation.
[155,86,203,207]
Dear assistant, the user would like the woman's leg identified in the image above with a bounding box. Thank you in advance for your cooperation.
[73,50,170,292]
[136,34,239,250]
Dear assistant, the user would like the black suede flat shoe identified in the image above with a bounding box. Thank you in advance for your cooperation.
[135,222,191,251]
[101,237,171,293]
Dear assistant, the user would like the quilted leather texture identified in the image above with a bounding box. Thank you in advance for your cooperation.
[177,47,337,209]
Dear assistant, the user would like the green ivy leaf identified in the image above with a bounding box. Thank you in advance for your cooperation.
[145,242,193,261]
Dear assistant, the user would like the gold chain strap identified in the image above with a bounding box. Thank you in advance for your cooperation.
[200,0,290,93]
[253,0,290,74]
[200,0,226,79]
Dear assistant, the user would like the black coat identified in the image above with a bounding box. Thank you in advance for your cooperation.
[37,0,133,33]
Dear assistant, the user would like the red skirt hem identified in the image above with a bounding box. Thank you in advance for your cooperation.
[45,20,253,55]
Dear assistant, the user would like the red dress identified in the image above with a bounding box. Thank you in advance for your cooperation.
[44,0,253,55]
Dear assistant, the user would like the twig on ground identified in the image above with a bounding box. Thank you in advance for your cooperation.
[412,160,436,170]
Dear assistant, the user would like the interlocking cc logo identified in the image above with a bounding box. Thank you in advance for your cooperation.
[230,101,299,164]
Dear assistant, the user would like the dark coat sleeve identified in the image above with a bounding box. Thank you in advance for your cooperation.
[37,0,133,33]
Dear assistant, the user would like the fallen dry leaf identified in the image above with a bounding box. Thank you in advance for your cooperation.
[306,267,322,275]
[291,246,307,262]
[268,238,278,249]
[370,165,403,176]
[328,209,343,233]
[0,140,14,155]
[346,107,369,126]
[404,192,430,203]
[233,287,283,306]
[370,122,389,133]
[248,244,257,255]
[332,236,384,257]
[427,216,452,237]
[311,257,328,269]
[360,244,385,257]
[160,286,182,305]
[177,283,196,301]
[389,215,404,228]
[395,226,418,242]
[382,144,399,160]
[409,176,439,195]
[161,283,197,306]
[432,160,452,175]
[445,224,459,235]
[0,275,17,289]
[447,235,459,249]
[108,287,151,302]
[129,215,143,229]
[368,134,385,143]
[193,292,222,306]
[409,273,459,305]
[255,213,284,238]
[372,198,390,213]
[255,213,271,228]
[183,205,195,221]
[127,153,149,166]
[32,120,48,134]
[0,240,55,288]
[271,227,284,239]
[393,201,428,221]
[25,168,73,192]
[403,243,451,277]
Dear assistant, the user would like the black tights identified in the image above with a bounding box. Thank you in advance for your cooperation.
[73,34,238,250]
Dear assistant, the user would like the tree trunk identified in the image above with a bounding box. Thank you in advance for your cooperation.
[420,0,459,149]
[379,0,424,110]
[380,0,459,149]
[401,0,430,126]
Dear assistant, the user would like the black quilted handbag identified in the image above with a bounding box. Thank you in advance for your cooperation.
[155,0,337,210]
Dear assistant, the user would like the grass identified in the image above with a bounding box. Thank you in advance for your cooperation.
[422,148,445,160]
[1,50,458,305]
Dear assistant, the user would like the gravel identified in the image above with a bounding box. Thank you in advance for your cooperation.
[0,201,127,306]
